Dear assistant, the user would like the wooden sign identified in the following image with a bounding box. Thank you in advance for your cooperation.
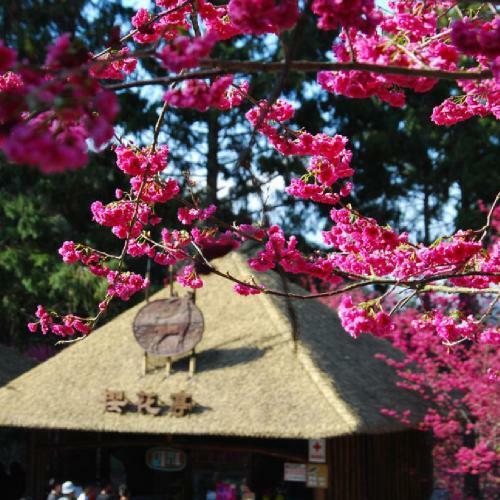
[170,390,195,417]
[146,447,186,471]
[306,464,329,489]
[103,389,196,416]
[133,298,204,357]
[308,438,326,463]
[284,463,306,482]
[104,390,128,414]
[137,391,161,415]
[104,390,162,416]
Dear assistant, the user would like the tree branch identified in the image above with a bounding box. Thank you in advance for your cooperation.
[202,58,493,81]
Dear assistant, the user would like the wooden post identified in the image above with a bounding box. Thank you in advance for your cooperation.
[189,349,196,378]
[165,357,172,376]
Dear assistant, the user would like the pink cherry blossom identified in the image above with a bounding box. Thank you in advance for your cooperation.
[177,265,203,288]
[228,0,299,35]
[158,32,218,73]
[312,0,382,34]
[0,40,16,72]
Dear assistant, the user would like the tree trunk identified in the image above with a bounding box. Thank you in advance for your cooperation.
[423,181,431,245]
[206,110,220,205]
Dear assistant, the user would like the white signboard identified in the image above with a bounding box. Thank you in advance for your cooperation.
[284,462,307,482]
[308,438,326,463]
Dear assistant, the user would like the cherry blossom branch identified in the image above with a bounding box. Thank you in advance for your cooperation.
[178,198,265,243]
[93,1,191,59]
[201,59,493,81]
[185,241,500,299]
[105,69,226,91]
[103,60,493,93]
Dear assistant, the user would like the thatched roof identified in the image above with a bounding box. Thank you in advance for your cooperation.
[0,252,424,439]
[0,344,35,387]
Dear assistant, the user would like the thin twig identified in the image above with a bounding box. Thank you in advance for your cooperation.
[152,101,169,152]
[93,2,191,59]
[389,290,419,315]
[105,69,225,90]
[478,295,499,323]
[479,192,500,243]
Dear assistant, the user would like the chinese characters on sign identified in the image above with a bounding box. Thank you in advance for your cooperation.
[284,462,329,489]
[306,464,329,489]
[105,389,161,415]
[171,390,195,417]
[146,447,186,471]
[137,391,161,415]
[104,389,196,416]
[104,390,128,414]
[284,463,307,482]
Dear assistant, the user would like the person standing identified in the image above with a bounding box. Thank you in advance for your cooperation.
[47,479,62,500]
[60,481,77,499]
[77,484,97,500]
[96,481,113,500]
[117,484,130,500]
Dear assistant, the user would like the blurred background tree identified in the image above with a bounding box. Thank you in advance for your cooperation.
[0,1,498,351]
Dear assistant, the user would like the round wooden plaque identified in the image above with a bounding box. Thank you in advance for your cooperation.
[133,298,204,356]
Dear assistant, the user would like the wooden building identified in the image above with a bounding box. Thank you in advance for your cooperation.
[0,253,432,499]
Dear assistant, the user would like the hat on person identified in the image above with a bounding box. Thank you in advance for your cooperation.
[62,481,75,494]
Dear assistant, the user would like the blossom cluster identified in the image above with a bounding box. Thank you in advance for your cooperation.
[158,32,218,73]
[432,79,500,126]
[312,0,382,34]
[89,48,137,80]
[451,18,500,60]
[164,76,249,112]
[28,305,92,337]
[131,0,241,44]
[317,2,499,124]
[374,306,499,496]
[228,0,299,35]
[247,100,354,203]
[318,29,457,108]
[0,34,132,173]
[338,295,393,339]
[131,4,191,44]
[29,144,180,334]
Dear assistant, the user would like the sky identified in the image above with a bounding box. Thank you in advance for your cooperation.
[122,0,149,7]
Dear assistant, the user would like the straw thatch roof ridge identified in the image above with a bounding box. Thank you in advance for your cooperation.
[0,252,425,438]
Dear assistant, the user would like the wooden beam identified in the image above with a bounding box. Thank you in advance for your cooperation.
[34,435,307,462]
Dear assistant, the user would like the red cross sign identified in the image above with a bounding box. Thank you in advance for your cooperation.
[308,438,326,463]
